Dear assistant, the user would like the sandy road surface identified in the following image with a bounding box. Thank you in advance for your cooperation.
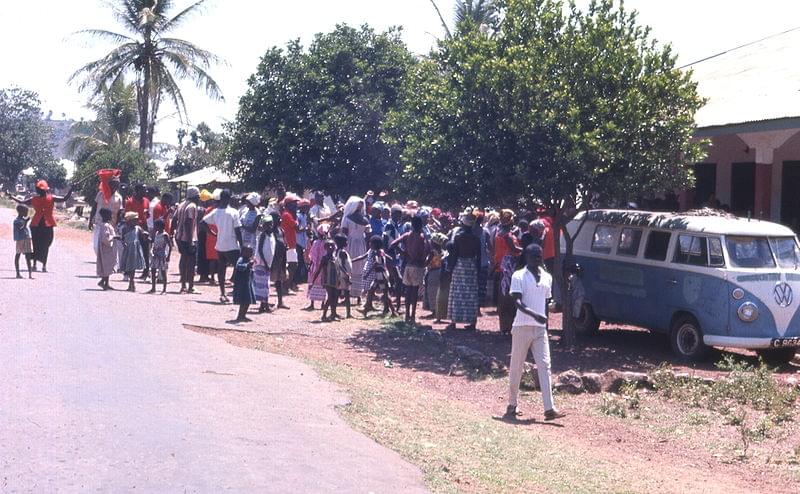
[0,207,426,493]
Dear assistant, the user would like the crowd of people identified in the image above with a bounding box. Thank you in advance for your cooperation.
[8,169,566,420]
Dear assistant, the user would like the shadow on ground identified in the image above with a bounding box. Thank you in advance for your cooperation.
[347,320,800,380]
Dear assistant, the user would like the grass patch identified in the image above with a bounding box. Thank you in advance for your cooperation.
[310,358,652,494]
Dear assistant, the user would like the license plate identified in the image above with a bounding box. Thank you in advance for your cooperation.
[771,337,800,348]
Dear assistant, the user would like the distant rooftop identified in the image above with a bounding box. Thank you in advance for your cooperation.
[685,26,800,131]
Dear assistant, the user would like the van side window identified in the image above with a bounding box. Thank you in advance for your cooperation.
[591,225,617,254]
[709,237,725,267]
[644,231,671,261]
[617,228,642,256]
[673,235,709,266]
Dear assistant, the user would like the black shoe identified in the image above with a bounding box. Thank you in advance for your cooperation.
[503,405,520,419]
[544,409,566,421]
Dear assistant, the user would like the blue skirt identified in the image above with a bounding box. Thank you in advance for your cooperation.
[448,257,479,323]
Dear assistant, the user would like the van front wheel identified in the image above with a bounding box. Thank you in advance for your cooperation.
[670,315,709,362]
[756,348,797,367]
[574,303,600,336]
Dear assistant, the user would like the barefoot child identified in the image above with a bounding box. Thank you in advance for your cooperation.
[311,239,338,321]
[334,234,353,319]
[147,219,172,294]
[96,208,116,290]
[254,216,276,313]
[120,212,146,292]
[304,224,330,311]
[354,236,397,317]
[233,246,256,322]
[13,205,33,279]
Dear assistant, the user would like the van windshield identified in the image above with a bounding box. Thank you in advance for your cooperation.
[770,237,800,269]
[725,236,776,268]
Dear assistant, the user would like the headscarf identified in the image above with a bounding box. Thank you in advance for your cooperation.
[343,196,366,219]
[36,180,49,191]
[246,192,261,206]
[500,209,515,226]
[212,188,222,201]
[97,169,121,202]
[199,189,213,202]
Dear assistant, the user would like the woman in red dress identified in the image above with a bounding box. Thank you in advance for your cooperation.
[9,180,72,272]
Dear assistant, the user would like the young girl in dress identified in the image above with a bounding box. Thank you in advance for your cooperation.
[254,216,276,313]
[96,208,117,290]
[147,219,172,294]
[353,235,397,317]
[120,211,146,292]
[232,246,257,323]
[311,240,339,322]
[304,224,330,311]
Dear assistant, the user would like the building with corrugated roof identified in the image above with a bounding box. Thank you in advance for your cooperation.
[679,27,800,231]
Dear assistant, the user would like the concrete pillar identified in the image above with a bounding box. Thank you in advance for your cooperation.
[754,163,771,219]
[771,161,783,222]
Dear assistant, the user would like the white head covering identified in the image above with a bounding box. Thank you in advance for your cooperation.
[342,195,365,219]
[246,192,261,206]
[212,188,222,201]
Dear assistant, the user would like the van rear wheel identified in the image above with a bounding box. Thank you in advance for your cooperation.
[670,315,709,362]
[756,348,797,367]
[574,303,600,336]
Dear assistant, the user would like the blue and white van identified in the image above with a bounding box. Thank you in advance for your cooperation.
[566,209,800,363]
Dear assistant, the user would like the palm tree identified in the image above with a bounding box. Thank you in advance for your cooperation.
[70,0,223,151]
[67,77,138,161]
[429,0,497,38]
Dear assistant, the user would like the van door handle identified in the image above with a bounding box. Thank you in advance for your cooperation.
[667,279,678,285]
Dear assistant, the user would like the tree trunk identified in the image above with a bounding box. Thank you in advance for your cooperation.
[138,28,153,151]
[554,218,576,348]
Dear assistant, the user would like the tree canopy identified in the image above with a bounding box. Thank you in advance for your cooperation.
[70,0,223,150]
[390,0,705,213]
[227,24,415,196]
[0,88,58,187]
[74,144,157,201]
[168,121,226,177]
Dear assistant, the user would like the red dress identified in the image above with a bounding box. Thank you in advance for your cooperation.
[31,195,56,228]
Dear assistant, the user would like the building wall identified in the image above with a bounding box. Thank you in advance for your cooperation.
[693,130,800,224]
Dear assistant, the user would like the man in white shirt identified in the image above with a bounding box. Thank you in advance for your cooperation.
[203,188,242,303]
[505,244,566,421]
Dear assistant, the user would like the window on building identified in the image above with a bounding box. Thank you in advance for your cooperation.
[673,235,709,266]
[591,225,617,254]
[617,228,643,256]
[644,231,671,261]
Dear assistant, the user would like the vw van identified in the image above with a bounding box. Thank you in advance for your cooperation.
[566,209,800,363]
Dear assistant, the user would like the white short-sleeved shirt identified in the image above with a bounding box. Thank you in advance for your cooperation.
[510,267,552,328]
[203,206,241,252]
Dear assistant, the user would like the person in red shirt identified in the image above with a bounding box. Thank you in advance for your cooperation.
[281,196,301,291]
[125,184,151,279]
[536,208,556,273]
[8,179,72,272]
[152,192,174,235]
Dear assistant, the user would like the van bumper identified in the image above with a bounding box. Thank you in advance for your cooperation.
[703,335,799,349]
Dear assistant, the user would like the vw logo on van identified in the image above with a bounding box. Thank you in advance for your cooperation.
[774,283,793,308]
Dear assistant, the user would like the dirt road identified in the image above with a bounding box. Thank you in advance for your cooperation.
[0,207,427,492]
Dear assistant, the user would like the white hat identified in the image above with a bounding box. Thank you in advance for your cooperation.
[246,192,261,206]
[186,186,200,199]
[212,188,222,201]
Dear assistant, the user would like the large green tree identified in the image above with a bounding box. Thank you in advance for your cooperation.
[390,0,706,344]
[227,24,414,196]
[70,0,223,151]
[0,88,58,187]
[168,121,226,177]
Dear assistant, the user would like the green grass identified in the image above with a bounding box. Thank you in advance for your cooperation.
[310,358,651,494]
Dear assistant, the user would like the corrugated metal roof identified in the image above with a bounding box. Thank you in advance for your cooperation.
[687,27,800,129]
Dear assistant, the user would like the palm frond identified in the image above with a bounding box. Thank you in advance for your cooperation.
[73,29,137,44]
[160,0,208,32]
[159,37,224,66]
[160,49,224,101]
[151,60,189,120]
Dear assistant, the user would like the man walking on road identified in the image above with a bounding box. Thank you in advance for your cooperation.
[505,243,566,421]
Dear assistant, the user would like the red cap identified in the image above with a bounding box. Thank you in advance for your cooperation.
[36,180,49,191]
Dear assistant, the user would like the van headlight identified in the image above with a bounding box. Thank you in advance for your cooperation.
[738,302,759,322]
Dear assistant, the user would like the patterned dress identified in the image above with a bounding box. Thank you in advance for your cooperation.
[119,224,145,274]
[447,229,481,324]
[150,232,170,271]
[342,216,368,296]
[307,238,328,302]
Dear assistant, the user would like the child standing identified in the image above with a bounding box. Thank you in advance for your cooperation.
[147,219,172,294]
[254,216,276,313]
[354,236,397,317]
[334,234,353,319]
[96,208,117,290]
[13,205,33,279]
[305,224,330,311]
[120,211,146,292]
[232,246,257,323]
